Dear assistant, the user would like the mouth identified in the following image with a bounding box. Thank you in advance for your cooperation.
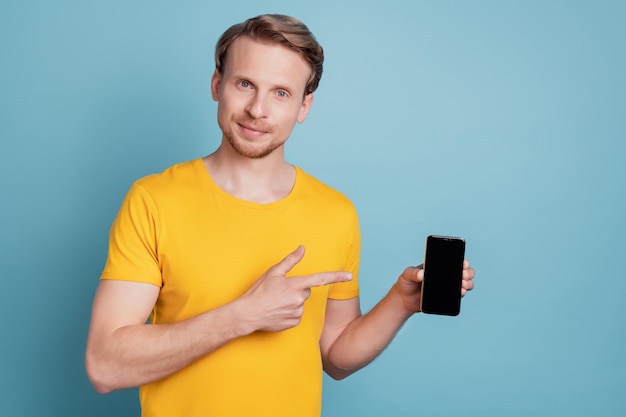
[238,122,270,137]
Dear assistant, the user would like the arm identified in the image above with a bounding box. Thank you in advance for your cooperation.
[86,246,352,393]
[85,279,252,393]
[320,261,475,380]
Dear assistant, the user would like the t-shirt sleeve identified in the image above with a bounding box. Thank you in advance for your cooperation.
[100,181,163,287]
[327,210,361,300]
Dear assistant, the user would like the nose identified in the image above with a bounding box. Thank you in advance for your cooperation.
[245,92,267,119]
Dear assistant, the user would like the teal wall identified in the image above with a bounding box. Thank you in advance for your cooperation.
[1,1,624,416]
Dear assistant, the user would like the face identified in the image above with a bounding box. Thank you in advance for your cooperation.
[211,37,314,159]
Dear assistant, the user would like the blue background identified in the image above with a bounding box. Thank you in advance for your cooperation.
[1,1,624,416]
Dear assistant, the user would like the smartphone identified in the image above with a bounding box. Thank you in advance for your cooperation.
[421,235,466,316]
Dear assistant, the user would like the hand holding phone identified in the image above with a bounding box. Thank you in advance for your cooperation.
[420,235,466,316]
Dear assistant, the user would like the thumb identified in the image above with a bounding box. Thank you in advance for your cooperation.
[401,266,424,283]
[272,245,306,276]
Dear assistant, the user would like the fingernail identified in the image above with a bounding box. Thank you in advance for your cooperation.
[345,273,353,281]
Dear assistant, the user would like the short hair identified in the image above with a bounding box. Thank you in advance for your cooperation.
[215,14,324,95]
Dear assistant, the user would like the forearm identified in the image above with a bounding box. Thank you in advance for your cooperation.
[324,284,414,380]
[86,299,251,393]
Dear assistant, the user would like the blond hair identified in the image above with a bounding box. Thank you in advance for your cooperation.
[215,14,324,95]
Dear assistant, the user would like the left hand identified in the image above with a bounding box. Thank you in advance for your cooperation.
[395,260,475,313]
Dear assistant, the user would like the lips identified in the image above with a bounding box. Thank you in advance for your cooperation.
[237,120,272,137]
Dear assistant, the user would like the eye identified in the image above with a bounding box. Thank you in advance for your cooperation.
[239,80,252,89]
[276,90,289,98]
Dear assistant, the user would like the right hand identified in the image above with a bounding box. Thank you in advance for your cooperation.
[239,245,353,332]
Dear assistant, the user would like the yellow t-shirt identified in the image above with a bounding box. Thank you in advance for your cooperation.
[101,158,360,417]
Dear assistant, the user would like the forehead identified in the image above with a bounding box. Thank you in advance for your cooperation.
[224,37,311,92]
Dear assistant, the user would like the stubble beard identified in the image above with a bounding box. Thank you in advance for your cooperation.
[220,118,286,160]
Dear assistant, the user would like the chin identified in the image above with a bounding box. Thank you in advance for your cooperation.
[226,135,285,159]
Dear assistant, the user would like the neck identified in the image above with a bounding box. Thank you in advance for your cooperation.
[203,143,296,204]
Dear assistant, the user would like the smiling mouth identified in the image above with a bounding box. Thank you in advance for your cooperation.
[238,122,270,136]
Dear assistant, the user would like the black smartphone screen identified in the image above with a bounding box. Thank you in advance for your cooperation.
[421,235,466,316]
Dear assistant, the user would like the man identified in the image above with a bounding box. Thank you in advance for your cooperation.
[86,14,475,417]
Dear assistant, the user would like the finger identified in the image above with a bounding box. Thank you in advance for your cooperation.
[463,259,470,269]
[401,266,423,283]
[462,279,475,292]
[416,267,424,282]
[463,267,475,280]
[272,245,306,276]
[293,271,353,289]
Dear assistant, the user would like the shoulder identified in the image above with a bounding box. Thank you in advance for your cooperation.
[295,167,357,215]
[117,159,205,215]
[131,159,203,198]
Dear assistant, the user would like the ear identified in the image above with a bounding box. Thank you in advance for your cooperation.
[297,93,314,124]
[211,69,221,102]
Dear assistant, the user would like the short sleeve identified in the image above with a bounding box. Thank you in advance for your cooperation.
[100,181,163,287]
[327,211,361,300]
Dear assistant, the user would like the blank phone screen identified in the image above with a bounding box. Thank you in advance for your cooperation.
[421,236,465,316]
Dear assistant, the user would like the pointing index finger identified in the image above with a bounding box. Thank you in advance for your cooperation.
[292,271,353,289]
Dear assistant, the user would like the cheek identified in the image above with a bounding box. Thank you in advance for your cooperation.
[277,109,301,130]
[217,95,239,117]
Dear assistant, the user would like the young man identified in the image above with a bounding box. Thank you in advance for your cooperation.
[86,14,475,417]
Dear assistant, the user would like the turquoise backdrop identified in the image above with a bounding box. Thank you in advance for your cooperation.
[1,1,624,416]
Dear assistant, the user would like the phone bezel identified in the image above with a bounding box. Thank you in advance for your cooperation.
[420,235,465,316]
